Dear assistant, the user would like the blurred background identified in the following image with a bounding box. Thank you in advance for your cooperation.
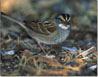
[0,0,97,76]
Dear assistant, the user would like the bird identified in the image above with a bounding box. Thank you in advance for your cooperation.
[1,12,71,54]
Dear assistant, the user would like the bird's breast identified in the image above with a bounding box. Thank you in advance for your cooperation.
[54,29,70,44]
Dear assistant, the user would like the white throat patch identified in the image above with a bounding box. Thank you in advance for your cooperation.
[59,24,70,30]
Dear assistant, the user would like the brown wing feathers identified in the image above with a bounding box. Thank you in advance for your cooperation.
[24,20,56,35]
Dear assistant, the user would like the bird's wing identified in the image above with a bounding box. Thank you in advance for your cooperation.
[24,20,56,35]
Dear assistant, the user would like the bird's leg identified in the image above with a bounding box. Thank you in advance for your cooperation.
[37,42,47,55]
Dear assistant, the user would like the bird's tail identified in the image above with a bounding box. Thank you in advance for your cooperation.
[1,12,27,29]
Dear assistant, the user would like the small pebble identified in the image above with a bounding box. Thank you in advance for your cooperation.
[5,50,15,55]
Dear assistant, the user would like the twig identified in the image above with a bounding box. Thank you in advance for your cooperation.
[76,46,95,58]
[37,42,47,55]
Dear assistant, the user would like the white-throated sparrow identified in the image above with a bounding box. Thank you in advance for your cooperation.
[1,12,71,54]
[1,12,71,45]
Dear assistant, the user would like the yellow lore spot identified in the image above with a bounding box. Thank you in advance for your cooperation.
[61,17,65,22]
[67,18,70,22]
